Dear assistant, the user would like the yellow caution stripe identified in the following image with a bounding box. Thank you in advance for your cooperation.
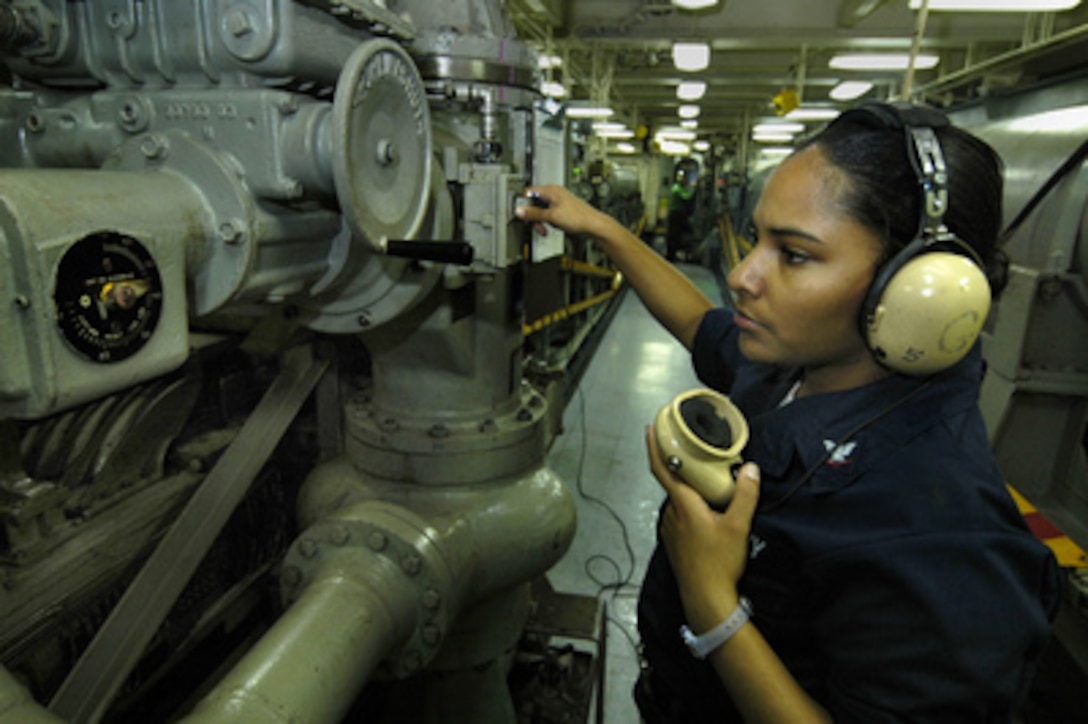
[1008,486,1088,569]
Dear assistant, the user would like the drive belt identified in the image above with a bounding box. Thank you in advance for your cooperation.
[49,347,329,723]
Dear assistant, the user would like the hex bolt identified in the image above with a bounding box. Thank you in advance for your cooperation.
[422,625,441,646]
[14,296,29,310]
[277,95,300,115]
[368,531,387,551]
[422,588,442,609]
[357,313,371,328]
[516,408,533,422]
[478,419,497,434]
[298,538,319,559]
[428,424,450,439]
[379,417,400,433]
[218,220,243,245]
[329,526,350,545]
[402,554,422,576]
[225,8,254,37]
[140,134,168,160]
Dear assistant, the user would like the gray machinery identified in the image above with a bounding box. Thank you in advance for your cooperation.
[959,83,1088,560]
[0,1,579,722]
[957,82,1088,695]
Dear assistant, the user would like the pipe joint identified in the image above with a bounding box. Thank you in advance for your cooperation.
[281,504,456,679]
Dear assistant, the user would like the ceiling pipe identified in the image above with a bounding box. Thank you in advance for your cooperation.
[903,0,932,98]
[837,0,895,28]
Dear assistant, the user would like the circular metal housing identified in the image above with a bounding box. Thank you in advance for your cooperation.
[331,39,432,252]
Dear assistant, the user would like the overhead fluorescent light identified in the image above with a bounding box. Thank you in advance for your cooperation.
[680,119,699,129]
[541,81,566,98]
[693,140,711,152]
[910,0,1080,10]
[566,105,615,118]
[678,104,701,119]
[830,80,874,101]
[672,0,720,9]
[659,140,693,156]
[753,122,804,134]
[677,81,707,101]
[760,147,794,157]
[614,142,638,154]
[786,107,842,121]
[596,129,636,139]
[672,42,711,72]
[753,132,795,143]
[537,54,562,70]
[830,53,940,70]
[656,128,698,141]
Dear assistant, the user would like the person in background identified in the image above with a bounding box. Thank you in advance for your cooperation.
[666,167,696,262]
[516,101,1061,722]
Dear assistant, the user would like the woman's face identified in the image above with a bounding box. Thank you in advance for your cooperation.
[727,146,887,389]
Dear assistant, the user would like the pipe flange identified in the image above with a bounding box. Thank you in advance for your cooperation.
[280,515,452,679]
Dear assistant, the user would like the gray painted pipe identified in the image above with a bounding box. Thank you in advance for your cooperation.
[184,547,421,723]
[0,463,574,723]
[185,461,575,722]
[0,667,63,724]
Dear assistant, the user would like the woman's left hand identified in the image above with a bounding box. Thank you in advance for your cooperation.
[646,425,761,632]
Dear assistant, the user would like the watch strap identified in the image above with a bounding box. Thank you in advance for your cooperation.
[679,596,753,659]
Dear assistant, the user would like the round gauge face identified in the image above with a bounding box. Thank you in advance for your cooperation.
[53,232,164,363]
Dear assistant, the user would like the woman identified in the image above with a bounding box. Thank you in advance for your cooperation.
[517,101,1061,722]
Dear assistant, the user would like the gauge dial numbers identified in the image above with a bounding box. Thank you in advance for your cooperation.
[53,232,164,363]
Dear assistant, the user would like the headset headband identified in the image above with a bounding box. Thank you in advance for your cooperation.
[835,101,982,265]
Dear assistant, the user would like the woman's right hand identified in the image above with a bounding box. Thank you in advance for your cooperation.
[515,184,612,239]
[647,425,761,632]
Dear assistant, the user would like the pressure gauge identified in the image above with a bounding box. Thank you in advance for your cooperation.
[53,231,164,363]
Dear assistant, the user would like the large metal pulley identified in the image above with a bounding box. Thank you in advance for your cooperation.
[331,38,432,253]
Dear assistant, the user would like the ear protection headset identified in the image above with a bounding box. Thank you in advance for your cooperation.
[841,102,992,376]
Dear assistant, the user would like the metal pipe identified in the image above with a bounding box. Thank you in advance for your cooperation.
[902,0,930,100]
[915,23,1088,98]
[184,547,420,724]
[0,667,63,724]
[183,461,573,723]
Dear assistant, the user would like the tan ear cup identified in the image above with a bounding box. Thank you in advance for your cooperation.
[865,251,991,375]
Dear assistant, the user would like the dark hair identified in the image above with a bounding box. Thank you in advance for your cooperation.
[798,104,1008,296]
